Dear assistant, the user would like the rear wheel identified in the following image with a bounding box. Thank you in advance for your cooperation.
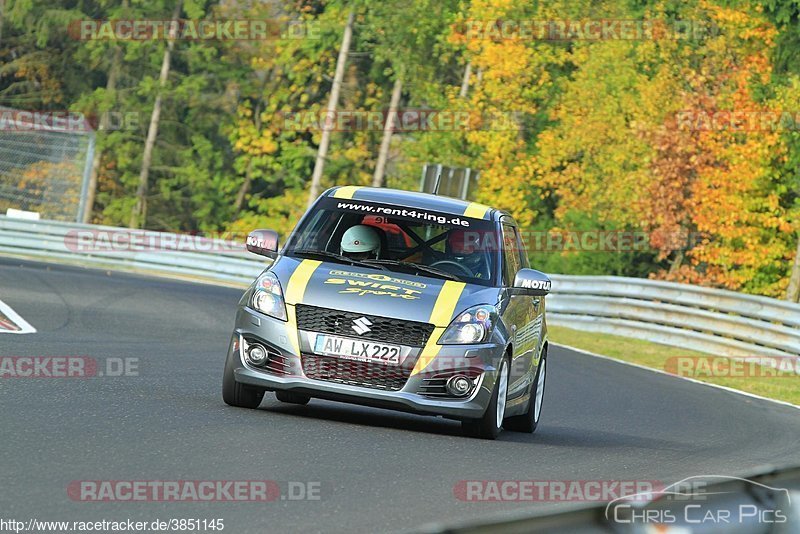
[504,351,546,433]
[462,357,509,440]
[276,391,311,405]
[222,352,265,409]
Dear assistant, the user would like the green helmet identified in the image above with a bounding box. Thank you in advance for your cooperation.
[341,225,380,259]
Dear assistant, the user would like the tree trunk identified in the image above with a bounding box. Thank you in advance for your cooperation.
[785,233,800,302]
[0,0,5,47]
[82,45,122,224]
[307,10,354,207]
[234,159,255,213]
[371,77,402,188]
[459,61,472,98]
[130,2,181,228]
[668,248,684,275]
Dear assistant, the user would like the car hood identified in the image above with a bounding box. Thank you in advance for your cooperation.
[269,256,499,327]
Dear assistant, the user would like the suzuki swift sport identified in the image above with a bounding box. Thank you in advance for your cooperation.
[222,186,551,439]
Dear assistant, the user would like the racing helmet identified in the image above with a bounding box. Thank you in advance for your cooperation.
[341,225,381,260]
[448,228,482,255]
[447,228,494,279]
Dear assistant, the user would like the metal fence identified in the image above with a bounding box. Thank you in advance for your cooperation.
[0,216,265,286]
[1,215,798,361]
[420,164,479,199]
[547,275,800,360]
[0,107,95,222]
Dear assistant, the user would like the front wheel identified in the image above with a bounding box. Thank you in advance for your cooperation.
[504,351,546,434]
[222,352,265,409]
[462,357,509,440]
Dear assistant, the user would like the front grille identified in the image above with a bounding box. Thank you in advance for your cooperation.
[263,351,291,375]
[295,304,434,347]
[302,354,411,391]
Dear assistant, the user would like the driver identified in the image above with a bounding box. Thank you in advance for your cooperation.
[341,224,381,261]
[447,228,491,279]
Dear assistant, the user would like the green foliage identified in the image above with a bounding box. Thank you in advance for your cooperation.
[2,0,799,297]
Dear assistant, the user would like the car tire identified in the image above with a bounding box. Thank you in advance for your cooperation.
[276,391,311,405]
[462,356,510,440]
[504,349,546,434]
[222,351,265,409]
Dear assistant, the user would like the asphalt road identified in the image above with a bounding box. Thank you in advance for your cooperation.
[1,257,799,533]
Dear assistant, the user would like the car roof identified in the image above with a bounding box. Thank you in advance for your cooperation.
[324,186,502,222]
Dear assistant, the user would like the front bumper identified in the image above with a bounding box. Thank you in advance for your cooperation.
[230,306,504,420]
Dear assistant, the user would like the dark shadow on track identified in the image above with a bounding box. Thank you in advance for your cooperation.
[256,398,465,437]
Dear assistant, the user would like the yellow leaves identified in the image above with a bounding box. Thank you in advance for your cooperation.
[258,138,278,154]
[232,105,278,157]
[705,1,778,45]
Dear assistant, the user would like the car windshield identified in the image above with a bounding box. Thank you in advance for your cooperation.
[284,197,499,286]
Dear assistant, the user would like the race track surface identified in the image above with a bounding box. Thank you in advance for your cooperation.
[2,257,799,533]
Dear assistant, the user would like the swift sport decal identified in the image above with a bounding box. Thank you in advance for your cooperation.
[323,269,426,300]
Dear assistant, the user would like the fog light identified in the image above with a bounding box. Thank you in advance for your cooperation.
[446,375,473,397]
[247,344,268,366]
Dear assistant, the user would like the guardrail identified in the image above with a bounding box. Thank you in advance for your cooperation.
[0,215,266,286]
[547,275,800,360]
[2,215,798,360]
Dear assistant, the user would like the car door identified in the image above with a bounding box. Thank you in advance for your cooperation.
[499,221,534,400]
[515,227,544,371]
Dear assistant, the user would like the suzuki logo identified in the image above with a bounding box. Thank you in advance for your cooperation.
[351,317,373,335]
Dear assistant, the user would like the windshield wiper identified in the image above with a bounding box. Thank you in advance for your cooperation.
[361,259,462,281]
[292,249,387,270]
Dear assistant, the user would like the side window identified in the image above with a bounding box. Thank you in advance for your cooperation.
[517,229,530,268]
[502,224,521,286]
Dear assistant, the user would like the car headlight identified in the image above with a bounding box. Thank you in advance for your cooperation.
[439,305,497,345]
[251,271,287,321]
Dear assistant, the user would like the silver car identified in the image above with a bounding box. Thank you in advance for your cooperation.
[222,186,551,439]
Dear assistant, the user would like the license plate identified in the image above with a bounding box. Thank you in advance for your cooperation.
[313,335,401,366]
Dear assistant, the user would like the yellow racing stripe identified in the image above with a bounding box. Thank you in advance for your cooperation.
[285,260,322,304]
[411,280,466,376]
[284,260,321,355]
[428,281,467,327]
[332,186,362,199]
[463,202,490,219]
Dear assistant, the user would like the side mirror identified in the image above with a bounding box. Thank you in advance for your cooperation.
[246,229,279,258]
[513,268,551,296]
